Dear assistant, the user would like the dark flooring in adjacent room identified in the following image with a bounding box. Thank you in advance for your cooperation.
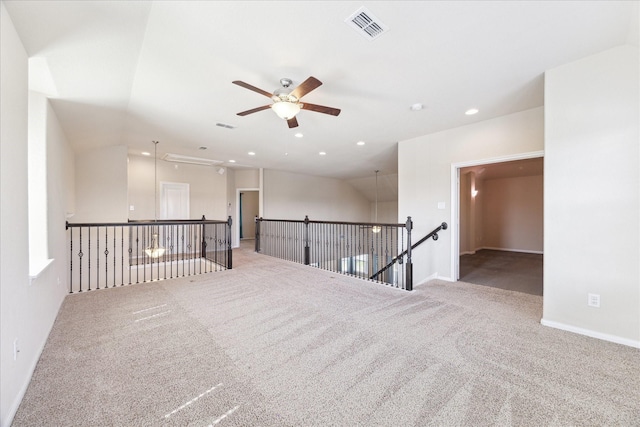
[459,249,543,296]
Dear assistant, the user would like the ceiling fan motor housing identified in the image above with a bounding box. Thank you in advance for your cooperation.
[272,78,298,102]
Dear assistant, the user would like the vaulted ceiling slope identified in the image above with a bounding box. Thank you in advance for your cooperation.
[4,1,637,180]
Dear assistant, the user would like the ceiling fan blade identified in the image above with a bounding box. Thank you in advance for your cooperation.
[290,76,322,100]
[237,105,271,116]
[301,103,341,116]
[287,117,299,128]
[232,81,273,98]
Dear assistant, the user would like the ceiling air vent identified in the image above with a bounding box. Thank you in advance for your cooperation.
[345,7,389,40]
[216,122,236,129]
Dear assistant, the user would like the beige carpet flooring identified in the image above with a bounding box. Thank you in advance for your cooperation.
[460,250,543,296]
[12,243,640,426]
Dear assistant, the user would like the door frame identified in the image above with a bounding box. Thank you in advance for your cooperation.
[450,150,544,281]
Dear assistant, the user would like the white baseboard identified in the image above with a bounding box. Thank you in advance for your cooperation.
[459,250,476,256]
[415,273,456,286]
[478,246,543,255]
[540,318,640,349]
[415,272,438,286]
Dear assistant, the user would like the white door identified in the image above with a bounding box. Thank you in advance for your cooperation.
[160,182,190,219]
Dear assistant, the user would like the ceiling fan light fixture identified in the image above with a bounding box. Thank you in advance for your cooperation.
[271,101,301,120]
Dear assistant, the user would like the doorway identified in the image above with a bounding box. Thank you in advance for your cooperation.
[239,190,259,239]
[452,152,544,295]
[235,188,260,248]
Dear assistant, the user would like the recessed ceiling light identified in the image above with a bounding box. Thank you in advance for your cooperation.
[248,151,256,156]
[141,151,150,156]
[410,103,424,111]
[319,151,326,156]
[228,159,236,163]
[295,133,303,138]
[465,108,479,115]
[357,141,365,146]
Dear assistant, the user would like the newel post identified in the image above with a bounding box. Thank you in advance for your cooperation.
[405,216,413,291]
[227,215,233,269]
[201,215,207,258]
[255,216,261,253]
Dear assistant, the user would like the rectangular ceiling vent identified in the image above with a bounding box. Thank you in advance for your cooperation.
[162,153,222,166]
[345,7,389,40]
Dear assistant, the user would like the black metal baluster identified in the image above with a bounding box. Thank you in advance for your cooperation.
[214,223,218,272]
[88,227,93,291]
[169,225,173,278]
[127,226,132,285]
[69,226,73,293]
[163,224,167,279]
[105,226,109,287]
[227,216,232,269]
[405,217,412,291]
[135,226,139,284]
[96,227,100,290]
[188,223,193,276]
[197,223,201,275]
[79,228,84,292]
[120,226,124,286]
[180,224,185,277]
[323,222,328,269]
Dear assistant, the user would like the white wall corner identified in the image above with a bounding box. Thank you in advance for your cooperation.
[415,272,439,287]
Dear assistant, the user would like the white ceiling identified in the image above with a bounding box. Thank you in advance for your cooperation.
[4,1,638,200]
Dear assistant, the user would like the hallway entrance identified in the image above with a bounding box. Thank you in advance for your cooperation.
[453,153,544,295]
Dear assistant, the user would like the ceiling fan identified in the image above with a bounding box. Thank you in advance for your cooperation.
[232,76,341,128]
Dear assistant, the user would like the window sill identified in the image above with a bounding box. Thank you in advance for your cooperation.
[29,258,54,284]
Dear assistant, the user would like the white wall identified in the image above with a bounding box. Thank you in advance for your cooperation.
[235,169,260,188]
[74,145,128,223]
[0,6,30,423]
[263,169,370,222]
[398,107,544,283]
[543,45,639,346]
[371,201,399,225]
[1,5,75,424]
[127,155,228,221]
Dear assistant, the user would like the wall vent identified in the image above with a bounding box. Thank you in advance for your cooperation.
[162,153,222,166]
[345,7,389,40]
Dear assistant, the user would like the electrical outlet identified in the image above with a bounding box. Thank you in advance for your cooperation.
[13,339,20,361]
[588,293,600,308]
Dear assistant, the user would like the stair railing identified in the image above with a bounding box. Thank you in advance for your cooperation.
[370,222,448,289]
[65,216,232,294]
[255,216,414,290]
